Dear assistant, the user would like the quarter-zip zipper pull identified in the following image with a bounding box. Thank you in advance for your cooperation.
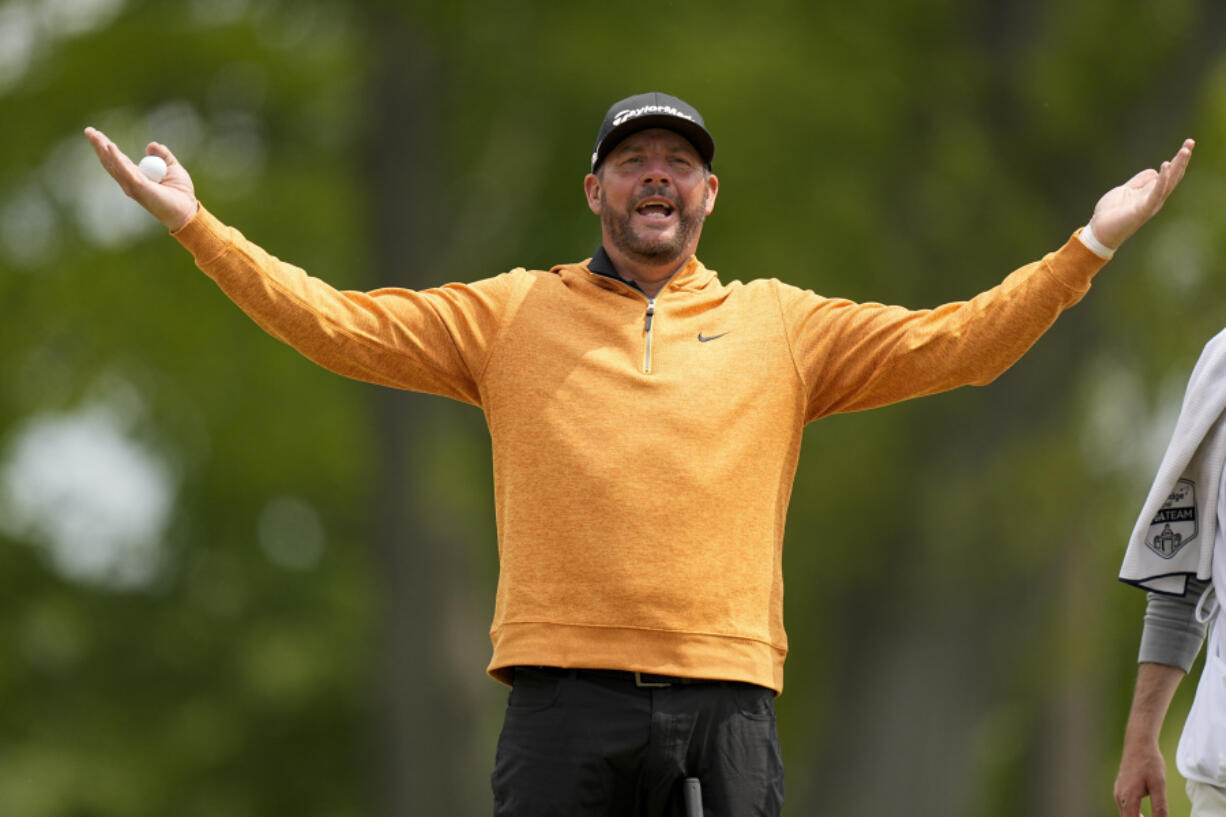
[643,297,658,374]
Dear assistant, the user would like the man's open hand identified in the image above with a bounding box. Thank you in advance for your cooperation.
[1089,139,1195,250]
[84,127,198,232]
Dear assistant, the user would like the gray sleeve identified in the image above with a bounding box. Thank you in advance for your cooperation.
[1138,577,1211,672]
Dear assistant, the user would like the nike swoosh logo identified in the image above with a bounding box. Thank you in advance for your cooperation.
[697,331,730,343]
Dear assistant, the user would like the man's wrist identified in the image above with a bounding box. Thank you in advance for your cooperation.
[167,200,201,234]
[1078,222,1116,260]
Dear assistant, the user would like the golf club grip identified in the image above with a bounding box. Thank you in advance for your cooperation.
[683,777,702,817]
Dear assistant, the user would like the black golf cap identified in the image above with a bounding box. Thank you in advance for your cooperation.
[590,92,715,172]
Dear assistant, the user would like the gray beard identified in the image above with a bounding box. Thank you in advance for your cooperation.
[601,185,707,266]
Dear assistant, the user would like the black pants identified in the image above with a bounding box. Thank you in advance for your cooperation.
[491,667,784,817]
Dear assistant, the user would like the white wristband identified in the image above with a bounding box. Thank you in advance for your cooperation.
[1078,222,1116,260]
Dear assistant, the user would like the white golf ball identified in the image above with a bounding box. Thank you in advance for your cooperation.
[138,154,167,183]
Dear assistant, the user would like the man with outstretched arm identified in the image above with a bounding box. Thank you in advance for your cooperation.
[87,92,1192,816]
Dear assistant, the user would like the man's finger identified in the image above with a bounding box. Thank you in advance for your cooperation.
[146,141,181,170]
[1151,784,1169,817]
[1157,139,1195,202]
[84,127,144,192]
[84,127,120,175]
[1115,783,1138,817]
[1143,161,1173,211]
[1140,139,1194,215]
[1174,137,1196,163]
[1164,143,1193,195]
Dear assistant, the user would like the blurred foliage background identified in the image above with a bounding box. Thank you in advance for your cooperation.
[1,0,1224,815]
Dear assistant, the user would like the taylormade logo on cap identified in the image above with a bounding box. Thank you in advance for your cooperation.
[591,92,715,172]
[611,104,697,128]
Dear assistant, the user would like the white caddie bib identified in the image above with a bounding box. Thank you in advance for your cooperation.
[1177,476,1226,785]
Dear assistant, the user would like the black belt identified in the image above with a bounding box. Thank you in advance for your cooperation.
[524,666,729,689]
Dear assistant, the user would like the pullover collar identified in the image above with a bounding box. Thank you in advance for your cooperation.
[585,245,714,294]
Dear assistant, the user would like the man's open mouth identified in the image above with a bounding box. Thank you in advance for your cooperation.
[634,198,676,220]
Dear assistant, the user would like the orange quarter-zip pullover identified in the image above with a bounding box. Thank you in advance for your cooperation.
[174,205,1106,693]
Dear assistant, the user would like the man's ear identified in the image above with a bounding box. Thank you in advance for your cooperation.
[704,173,719,216]
[583,173,602,215]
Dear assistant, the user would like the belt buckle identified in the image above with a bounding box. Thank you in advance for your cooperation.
[634,671,671,688]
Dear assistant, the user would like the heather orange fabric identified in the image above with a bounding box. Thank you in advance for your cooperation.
[174,205,1107,693]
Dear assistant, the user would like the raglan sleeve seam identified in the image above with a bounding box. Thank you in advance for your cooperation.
[472,268,530,388]
[771,279,819,418]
